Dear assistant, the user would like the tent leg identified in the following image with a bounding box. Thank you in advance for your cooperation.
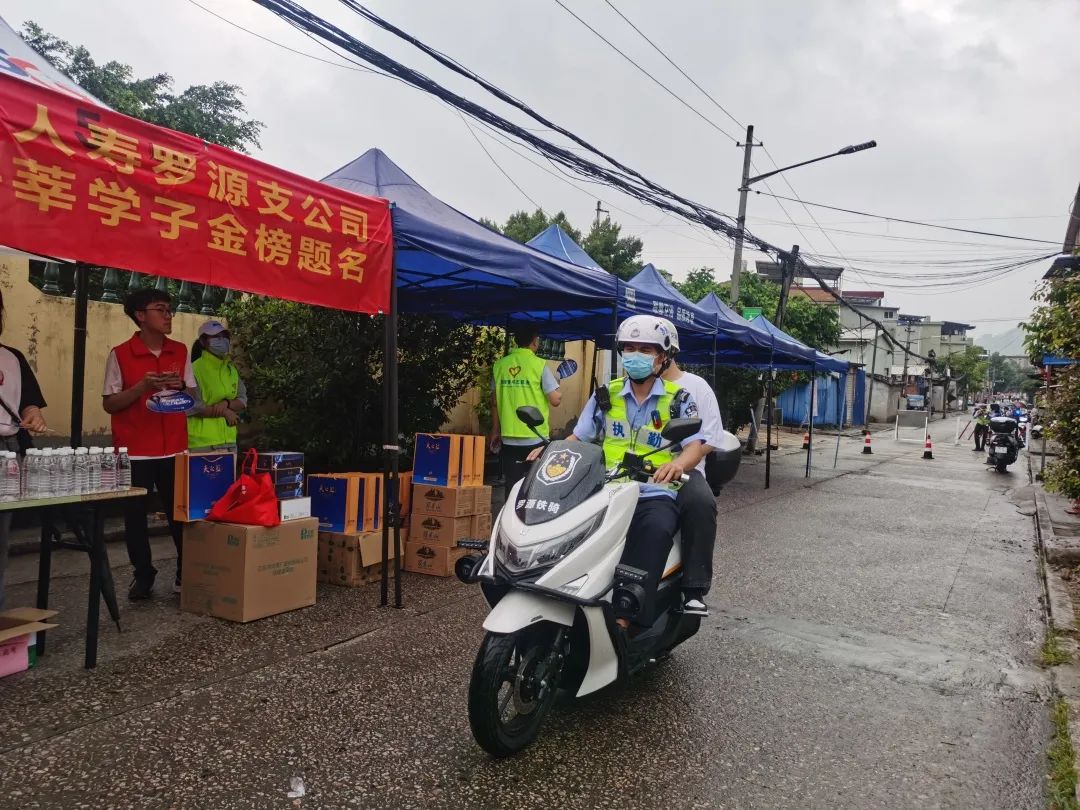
[381,249,401,608]
[834,374,846,469]
[610,284,618,379]
[765,365,774,490]
[806,372,816,478]
[70,262,89,447]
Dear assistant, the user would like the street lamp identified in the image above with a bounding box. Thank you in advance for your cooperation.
[729,131,877,303]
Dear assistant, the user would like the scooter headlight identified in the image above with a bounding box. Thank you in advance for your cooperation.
[495,511,605,575]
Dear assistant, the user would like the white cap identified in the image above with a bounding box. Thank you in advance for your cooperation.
[75,447,88,455]
[198,319,227,338]
[118,447,129,453]
[41,448,53,455]
[88,446,102,453]
[105,446,115,453]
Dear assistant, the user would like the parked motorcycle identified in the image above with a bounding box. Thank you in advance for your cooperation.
[987,415,1021,473]
[457,405,712,757]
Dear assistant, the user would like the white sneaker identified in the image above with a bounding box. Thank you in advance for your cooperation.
[682,597,709,617]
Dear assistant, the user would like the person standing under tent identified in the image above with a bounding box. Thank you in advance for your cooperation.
[187,320,247,453]
[103,289,195,600]
[489,324,561,501]
[0,291,47,610]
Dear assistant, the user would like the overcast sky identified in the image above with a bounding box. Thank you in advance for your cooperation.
[7,0,1078,343]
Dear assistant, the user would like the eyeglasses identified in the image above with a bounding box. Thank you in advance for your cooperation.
[141,305,175,316]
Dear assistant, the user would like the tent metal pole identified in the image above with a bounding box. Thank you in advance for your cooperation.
[765,339,776,490]
[70,262,89,447]
[610,279,619,379]
[834,372,846,469]
[380,231,402,608]
[806,368,816,478]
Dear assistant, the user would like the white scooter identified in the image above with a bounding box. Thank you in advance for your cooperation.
[457,406,706,757]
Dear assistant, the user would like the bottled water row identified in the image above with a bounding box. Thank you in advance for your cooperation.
[5,446,133,501]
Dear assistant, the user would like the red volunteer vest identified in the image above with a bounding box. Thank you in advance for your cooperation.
[110,333,189,457]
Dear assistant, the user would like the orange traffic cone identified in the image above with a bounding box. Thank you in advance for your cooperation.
[802,432,811,450]
[862,430,873,455]
[922,434,934,460]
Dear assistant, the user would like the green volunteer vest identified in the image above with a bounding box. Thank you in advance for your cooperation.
[602,377,682,472]
[187,351,240,448]
[975,411,989,426]
[493,347,550,440]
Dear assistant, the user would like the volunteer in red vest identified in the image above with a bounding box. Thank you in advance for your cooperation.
[488,324,561,500]
[103,289,195,600]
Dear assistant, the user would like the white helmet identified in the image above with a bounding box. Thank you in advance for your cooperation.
[655,317,681,352]
[615,314,678,353]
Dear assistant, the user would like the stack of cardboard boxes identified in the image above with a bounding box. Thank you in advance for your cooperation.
[310,472,413,587]
[180,450,320,624]
[406,433,492,576]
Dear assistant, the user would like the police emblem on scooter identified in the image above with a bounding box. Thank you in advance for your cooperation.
[537,448,581,485]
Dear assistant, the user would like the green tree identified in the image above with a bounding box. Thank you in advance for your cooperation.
[1025,275,1080,499]
[21,21,262,153]
[221,297,503,471]
[582,216,643,280]
[947,345,989,399]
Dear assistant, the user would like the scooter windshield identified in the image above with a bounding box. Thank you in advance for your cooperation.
[515,440,605,525]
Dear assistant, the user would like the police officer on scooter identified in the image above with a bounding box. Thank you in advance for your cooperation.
[531,315,706,630]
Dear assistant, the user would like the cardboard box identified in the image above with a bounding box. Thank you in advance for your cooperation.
[389,472,412,516]
[412,484,476,518]
[173,451,237,522]
[413,434,485,488]
[309,473,384,534]
[280,496,311,522]
[471,513,492,539]
[404,542,468,577]
[409,512,472,547]
[0,608,58,677]
[254,451,305,472]
[181,518,318,623]
[317,529,406,586]
[462,436,485,487]
[472,486,492,515]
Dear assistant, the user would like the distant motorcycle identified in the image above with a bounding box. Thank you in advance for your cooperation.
[987,415,1021,473]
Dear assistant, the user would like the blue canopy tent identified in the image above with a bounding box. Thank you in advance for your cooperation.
[526,224,603,272]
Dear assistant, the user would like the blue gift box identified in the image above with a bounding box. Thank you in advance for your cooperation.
[173,452,237,522]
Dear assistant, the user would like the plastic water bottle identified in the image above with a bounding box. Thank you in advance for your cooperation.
[88,447,103,493]
[56,448,74,496]
[74,447,90,494]
[117,447,131,489]
[1,452,19,501]
[101,446,117,492]
[40,448,55,496]
[21,448,35,498]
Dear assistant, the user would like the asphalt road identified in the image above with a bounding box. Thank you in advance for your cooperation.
[0,429,1050,809]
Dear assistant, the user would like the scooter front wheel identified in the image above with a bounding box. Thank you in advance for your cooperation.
[468,628,560,757]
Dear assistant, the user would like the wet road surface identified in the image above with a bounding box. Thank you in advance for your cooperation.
[0,432,1049,808]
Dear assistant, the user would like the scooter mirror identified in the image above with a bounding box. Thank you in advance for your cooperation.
[662,417,701,444]
[516,405,545,428]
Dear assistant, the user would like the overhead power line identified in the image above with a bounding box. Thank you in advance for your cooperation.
[599,0,743,130]
[550,0,740,143]
[250,0,946,365]
[752,192,1061,245]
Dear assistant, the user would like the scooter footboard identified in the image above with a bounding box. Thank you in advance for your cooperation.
[482,590,575,634]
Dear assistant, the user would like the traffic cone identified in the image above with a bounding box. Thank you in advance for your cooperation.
[802,431,811,450]
[922,434,934,460]
[862,430,873,455]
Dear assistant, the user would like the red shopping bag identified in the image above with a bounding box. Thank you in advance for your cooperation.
[206,449,280,527]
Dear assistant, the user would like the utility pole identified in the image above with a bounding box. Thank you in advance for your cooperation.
[774,245,799,330]
[865,323,879,427]
[730,124,755,305]
[594,200,609,229]
[898,321,913,411]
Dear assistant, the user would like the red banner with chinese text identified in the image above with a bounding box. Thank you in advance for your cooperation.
[0,74,392,313]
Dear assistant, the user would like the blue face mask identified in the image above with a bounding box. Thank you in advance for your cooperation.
[621,351,655,381]
[207,337,230,357]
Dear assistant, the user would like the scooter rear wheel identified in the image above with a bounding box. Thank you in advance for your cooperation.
[468,629,559,757]
[996,460,1008,473]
